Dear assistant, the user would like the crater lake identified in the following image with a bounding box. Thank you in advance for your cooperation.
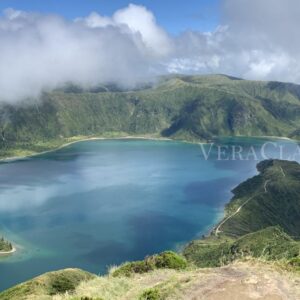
[0,138,299,290]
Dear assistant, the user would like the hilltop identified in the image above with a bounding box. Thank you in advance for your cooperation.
[2,159,300,299]
[1,74,300,158]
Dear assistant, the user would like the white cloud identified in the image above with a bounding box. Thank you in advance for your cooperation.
[80,12,113,28]
[0,1,300,103]
[0,5,170,102]
[113,4,172,57]
[79,4,172,57]
[168,0,300,83]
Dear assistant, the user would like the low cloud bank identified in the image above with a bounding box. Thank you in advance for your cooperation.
[0,0,300,102]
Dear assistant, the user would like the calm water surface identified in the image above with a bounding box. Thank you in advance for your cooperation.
[0,138,299,290]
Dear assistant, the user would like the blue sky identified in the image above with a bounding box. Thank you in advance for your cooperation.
[0,0,220,34]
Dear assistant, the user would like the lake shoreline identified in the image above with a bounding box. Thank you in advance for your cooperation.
[0,135,202,163]
[0,247,16,256]
[0,134,298,164]
[0,134,298,260]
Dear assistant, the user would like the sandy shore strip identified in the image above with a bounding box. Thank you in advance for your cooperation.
[0,136,175,163]
[0,247,16,256]
[0,134,298,164]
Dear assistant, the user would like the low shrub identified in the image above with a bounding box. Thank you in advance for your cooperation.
[112,251,187,277]
[152,251,188,270]
[139,288,161,300]
[49,275,78,295]
[287,257,300,270]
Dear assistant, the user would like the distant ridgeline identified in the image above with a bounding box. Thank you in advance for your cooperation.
[1,74,300,158]
[1,159,300,300]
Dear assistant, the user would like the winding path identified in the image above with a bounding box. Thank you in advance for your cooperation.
[215,164,287,237]
[215,194,257,236]
[264,179,270,193]
[279,166,286,178]
[215,179,271,236]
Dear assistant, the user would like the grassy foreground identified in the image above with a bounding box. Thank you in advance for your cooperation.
[1,259,299,300]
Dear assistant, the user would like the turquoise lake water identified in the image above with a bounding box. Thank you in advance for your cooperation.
[0,138,299,290]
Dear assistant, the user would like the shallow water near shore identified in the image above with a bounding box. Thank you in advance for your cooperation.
[0,138,299,291]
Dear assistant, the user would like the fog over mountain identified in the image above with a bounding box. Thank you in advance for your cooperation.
[0,0,299,102]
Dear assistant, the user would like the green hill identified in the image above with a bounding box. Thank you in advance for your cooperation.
[0,269,95,300]
[184,226,300,268]
[184,159,300,267]
[214,159,300,237]
[1,74,300,158]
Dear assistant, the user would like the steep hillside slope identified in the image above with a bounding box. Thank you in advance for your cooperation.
[1,75,300,158]
[215,159,300,237]
[184,159,300,268]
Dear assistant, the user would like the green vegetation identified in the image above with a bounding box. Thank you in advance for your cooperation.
[112,251,187,277]
[216,159,300,237]
[287,257,300,271]
[183,159,300,268]
[0,269,95,300]
[1,74,300,159]
[139,288,161,300]
[0,237,12,252]
[184,226,300,267]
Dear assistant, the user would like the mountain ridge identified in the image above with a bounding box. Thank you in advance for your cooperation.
[1,74,300,159]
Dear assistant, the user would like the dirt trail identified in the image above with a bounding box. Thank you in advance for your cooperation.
[215,178,272,236]
[180,262,300,300]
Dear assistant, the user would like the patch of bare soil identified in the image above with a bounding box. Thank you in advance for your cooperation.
[181,262,300,300]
